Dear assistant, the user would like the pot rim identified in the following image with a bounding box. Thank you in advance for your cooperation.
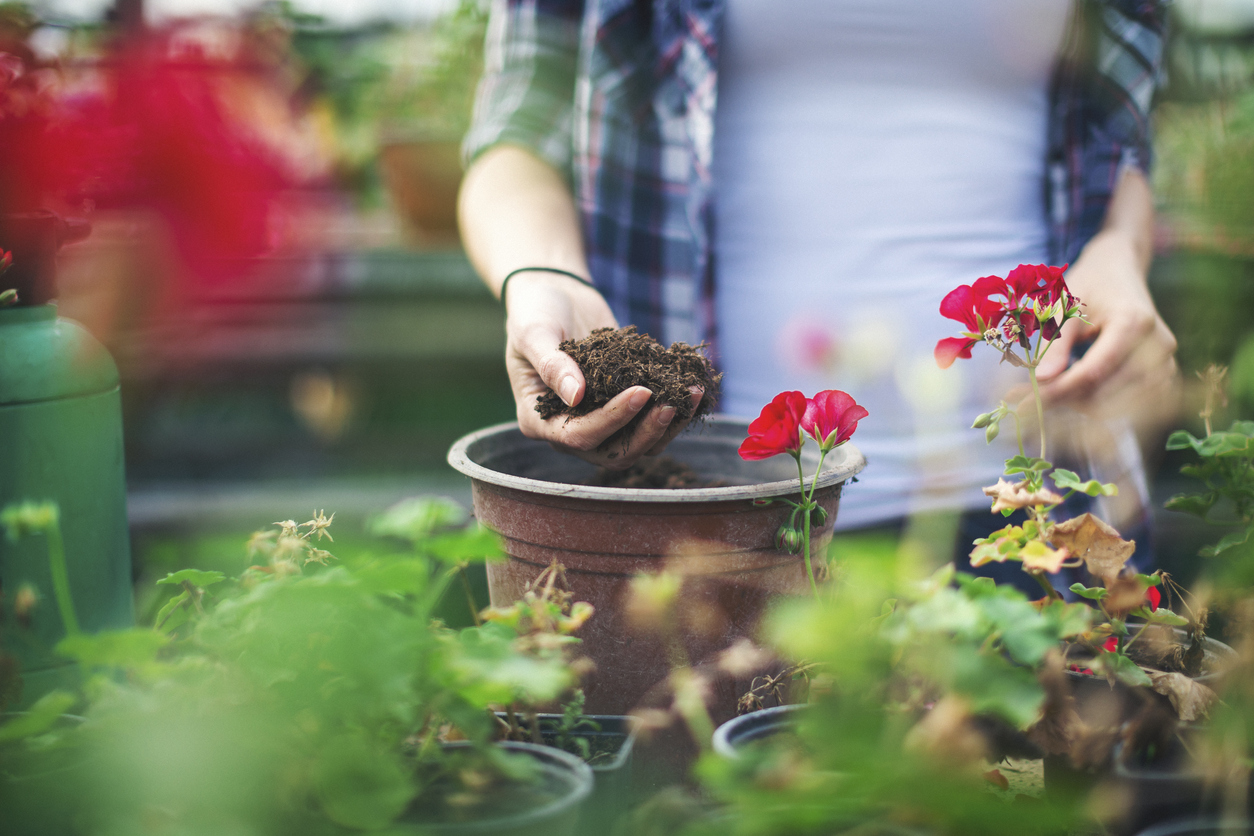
[447,416,867,503]
[417,740,594,834]
[711,703,808,759]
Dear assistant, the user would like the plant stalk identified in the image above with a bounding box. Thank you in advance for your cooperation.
[1028,366,1047,461]
[45,519,80,637]
[795,453,820,599]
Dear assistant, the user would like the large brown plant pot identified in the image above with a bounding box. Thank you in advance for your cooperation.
[447,416,866,716]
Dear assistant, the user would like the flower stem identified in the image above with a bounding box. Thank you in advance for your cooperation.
[45,518,80,637]
[794,452,820,600]
[1028,365,1047,461]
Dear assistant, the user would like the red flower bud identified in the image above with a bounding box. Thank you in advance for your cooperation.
[1102,636,1118,653]
[1146,585,1161,610]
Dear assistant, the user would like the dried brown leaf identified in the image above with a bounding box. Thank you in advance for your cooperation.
[1149,671,1217,723]
[982,479,1064,514]
[1026,649,1083,756]
[1049,513,1135,580]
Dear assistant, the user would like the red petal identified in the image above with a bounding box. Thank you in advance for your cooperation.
[1146,585,1161,610]
[934,337,974,369]
[1102,637,1118,653]
[939,285,977,329]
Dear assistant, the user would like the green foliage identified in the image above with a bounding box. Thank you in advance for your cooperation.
[0,502,585,834]
[684,557,1082,836]
[1052,468,1118,497]
[1165,419,1254,573]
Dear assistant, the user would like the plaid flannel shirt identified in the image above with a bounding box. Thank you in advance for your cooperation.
[465,0,1168,348]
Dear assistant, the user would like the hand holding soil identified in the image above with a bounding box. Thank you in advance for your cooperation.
[533,326,721,469]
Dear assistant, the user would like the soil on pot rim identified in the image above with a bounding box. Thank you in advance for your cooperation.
[584,456,728,489]
[535,326,721,447]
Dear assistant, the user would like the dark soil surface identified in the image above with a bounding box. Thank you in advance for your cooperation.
[536,326,721,446]
[585,456,728,489]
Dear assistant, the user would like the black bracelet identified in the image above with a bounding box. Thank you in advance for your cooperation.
[500,267,597,314]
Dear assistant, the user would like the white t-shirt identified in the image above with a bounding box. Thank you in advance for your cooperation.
[713,0,1072,528]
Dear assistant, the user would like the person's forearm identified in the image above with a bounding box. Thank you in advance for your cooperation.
[458,144,590,297]
[1092,166,1155,275]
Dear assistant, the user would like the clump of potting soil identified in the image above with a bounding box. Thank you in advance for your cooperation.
[536,326,721,446]
[586,456,728,489]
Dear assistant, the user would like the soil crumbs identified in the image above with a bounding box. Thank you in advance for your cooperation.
[536,326,722,447]
[585,456,728,489]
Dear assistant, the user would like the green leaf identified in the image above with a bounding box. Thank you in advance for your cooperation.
[368,495,468,543]
[0,690,76,743]
[426,524,505,565]
[156,569,225,588]
[1069,583,1108,601]
[1166,430,1201,452]
[315,733,416,830]
[1138,607,1189,627]
[1230,420,1254,437]
[1100,650,1153,688]
[154,590,190,629]
[1200,525,1254,558]
[1052,469,1118,497]
[1004,455,1051,476]
[1199,431,1254,459]
[56,628,168,669]
[1039,600,1093,638]
[1164,492,1218,518]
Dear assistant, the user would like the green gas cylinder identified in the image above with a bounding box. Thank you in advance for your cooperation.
[0,212,133,707]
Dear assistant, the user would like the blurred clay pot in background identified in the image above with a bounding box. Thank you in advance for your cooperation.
[447,417,866,717]
[378,136,463,245]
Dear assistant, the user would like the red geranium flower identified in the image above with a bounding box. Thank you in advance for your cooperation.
[1102,636,1118,653]
[739,391,808,461]
[934,277,1007,368]
[801,389,868,452]
[1146,585,1161,610]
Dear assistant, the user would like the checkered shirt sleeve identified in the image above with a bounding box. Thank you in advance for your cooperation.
[462,0,583,178]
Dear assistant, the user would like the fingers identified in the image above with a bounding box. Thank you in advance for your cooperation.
[511,319,586,407]
[1038,312,1178,425]
[520,386,706,470]
[1034,323,1078,382]
[644,387,705,457]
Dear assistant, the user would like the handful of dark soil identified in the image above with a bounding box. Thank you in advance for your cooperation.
[536,326,721,445]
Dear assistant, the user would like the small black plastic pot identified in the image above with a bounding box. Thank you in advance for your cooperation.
[1046,631,1237,803]
[403,741,593,836]
[711,704,806,758]
[1108,737,1253,836]
[1134,818,1254,836]
[495,712,637,831]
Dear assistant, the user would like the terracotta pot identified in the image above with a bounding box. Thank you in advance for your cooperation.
[377,139,463,243]
[447,417,866,715]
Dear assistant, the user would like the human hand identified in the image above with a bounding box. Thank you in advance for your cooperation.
[505,271,704,469]
[1034,230,1179,429]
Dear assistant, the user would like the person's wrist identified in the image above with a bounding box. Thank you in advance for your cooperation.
[501,267,599,314]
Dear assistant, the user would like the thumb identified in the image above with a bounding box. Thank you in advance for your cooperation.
[513,321,587,407]
[1035,324,1077,381]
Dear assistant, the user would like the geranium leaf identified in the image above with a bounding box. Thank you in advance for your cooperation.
[1166,430,1201,452]
[1068,583,1107,601]
[1100,650,1152,688]
[57,628,168,669]
[0,690,76,742]
[1165,492,1218,518]
[1200,525,1254,557]
[156,569,225,588]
